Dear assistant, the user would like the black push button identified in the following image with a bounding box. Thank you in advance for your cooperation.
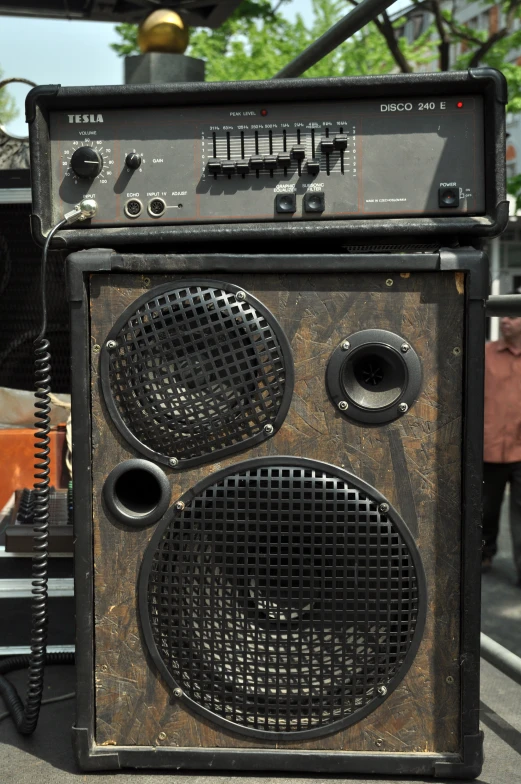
[303,191,325,213]
[207,158,222,174]
[320,139,334,153]
[333,134,348,150]
[275,193,296,213]
[291,145,306,160]
[438,186,460,207]
[249,156,264,170]
[306,159,320,175]
[221,160,236,174]
[277,152,292,167]
[264,156,278,170]
[236,159,250,173]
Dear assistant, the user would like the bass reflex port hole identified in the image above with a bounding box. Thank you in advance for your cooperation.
[103,459,170,527]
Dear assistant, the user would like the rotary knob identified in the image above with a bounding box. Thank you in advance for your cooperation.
[70,146,103,179]
[125,152,142,170]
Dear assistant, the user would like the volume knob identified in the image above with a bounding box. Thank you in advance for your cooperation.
[70,146,103,178]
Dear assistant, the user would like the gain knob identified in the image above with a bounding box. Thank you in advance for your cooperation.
[125,152,142,170]
[70,146,103,179]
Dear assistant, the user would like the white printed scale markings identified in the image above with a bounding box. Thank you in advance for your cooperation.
[63,137,114,188]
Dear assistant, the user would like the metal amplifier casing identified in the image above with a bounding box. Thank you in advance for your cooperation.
[27,69,507,250]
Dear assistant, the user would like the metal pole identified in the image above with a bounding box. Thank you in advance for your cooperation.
[489,236,501,340]
[481,633,521,687]
[486,294,521,317]
[272,0,398,79]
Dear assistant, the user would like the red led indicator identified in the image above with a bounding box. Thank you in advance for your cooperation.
[457,101,464,108]
[260,109,268,116]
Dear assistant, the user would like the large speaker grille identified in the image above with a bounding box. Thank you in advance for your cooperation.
[101,281,293,469]
[140,458,426,739]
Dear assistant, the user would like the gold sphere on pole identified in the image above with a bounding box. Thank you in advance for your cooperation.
[138,9,190,54]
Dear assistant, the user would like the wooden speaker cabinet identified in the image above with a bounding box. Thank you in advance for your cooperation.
[69,248,486,778]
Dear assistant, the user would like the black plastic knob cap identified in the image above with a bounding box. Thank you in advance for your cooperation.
[125,153,142,169]
[70,146,103,178]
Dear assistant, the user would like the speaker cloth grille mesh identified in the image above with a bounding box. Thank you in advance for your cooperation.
[140,457,426,739]
[100,281,293,468]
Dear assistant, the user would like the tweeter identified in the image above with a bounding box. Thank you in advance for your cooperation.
[326,329,421,424]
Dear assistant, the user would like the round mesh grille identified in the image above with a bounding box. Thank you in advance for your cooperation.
[100,281,293,468]
[140,458,426,739]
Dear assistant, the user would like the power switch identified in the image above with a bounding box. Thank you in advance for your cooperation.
[438,186,460,208]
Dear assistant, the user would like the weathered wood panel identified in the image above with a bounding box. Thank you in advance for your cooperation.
[89,271,463,753]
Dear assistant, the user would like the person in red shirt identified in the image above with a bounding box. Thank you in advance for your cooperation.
[483,311,521,583]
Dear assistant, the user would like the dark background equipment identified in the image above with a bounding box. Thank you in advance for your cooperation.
[67,247,485,778]
[0,1,241,28]
[26,68,507,250]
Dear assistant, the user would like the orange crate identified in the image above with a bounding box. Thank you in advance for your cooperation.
[0,426,67,509]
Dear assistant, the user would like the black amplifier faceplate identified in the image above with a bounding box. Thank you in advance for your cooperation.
[27,70,507,246]
[49,95,484,228]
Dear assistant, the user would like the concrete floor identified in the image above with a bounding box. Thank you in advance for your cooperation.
[481,494,521,656]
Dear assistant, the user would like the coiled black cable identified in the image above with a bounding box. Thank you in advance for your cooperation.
[0,218,74,735]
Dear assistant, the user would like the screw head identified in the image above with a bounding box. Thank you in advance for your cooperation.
[378,503,389,514]
[338,400,349,411]
[341,340,350,351]
[175,501,185,511]
[446,675,454,684]
[158,731,167,741]
[398,402,409,413]
[143,277,151,287]
[452,346,461,356]
[106,340,117,350]
[375,738,383,747]
[169,457,179,468]
[385,278,394,287]
[236,290,246,301]
[174,688,183,698]
[377,685,388,696]
[92,344,101,354]
[400,343,410,353]
[263,423,274,435]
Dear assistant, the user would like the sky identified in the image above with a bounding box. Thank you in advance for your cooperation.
[0,0,406,136]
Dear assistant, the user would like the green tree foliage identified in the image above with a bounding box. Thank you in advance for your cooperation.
[110,0,434,78]
[0,68,18,127]
[110,0,521,92]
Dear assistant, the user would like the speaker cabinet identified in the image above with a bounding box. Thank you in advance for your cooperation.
[70,249,485,778]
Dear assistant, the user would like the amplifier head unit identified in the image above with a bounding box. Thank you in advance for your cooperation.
[27,68,507,249]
